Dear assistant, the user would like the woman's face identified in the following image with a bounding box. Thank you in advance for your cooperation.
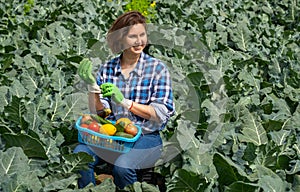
[123,23,147,55]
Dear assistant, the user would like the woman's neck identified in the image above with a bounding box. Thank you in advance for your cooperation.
[121,51,140,69]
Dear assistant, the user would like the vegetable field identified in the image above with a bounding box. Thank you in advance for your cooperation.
[0,0,299,191]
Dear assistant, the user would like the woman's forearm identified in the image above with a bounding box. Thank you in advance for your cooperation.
[129,102,159,122]
[88,93,104,113]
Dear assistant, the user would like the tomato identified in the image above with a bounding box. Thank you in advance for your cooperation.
[81,123,89,128]
[88,121,100,132]
[124,123,138,136]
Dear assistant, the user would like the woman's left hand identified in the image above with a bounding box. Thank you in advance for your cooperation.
[100,83,124,103]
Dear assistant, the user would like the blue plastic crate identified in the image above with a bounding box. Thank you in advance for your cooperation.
[75,116,142,153]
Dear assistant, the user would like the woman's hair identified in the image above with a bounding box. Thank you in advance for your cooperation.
[106,11,146,54]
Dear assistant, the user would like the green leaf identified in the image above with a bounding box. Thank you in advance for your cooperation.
[0,147,43,191]
[124,181,160,192]
[269,130,291,146]
[254,141,280,169]
[62,92,89,121]
[22,54,44,73]
[227,21,252,51]
[2,133,47,159]
[48,93,65,122]
[285,104,300,130]
[167,169,207,192]
[42,174,79,191]
[238,111,268,146]
[20,70,40,99]
[50,69,67,92]
[213,153,253,187]
[10,79,28,98]
[0,147,29,177]
[182,148,215,178]
[237,69,260,92]
[48,92,88,122]
[61,152,94,173]
[140,182,161,192]
[187,72,205,86]
[253,165,289,191]
[293,135,300,158]
[262,93,292,121]
[201,98,227,124]
[292,175,300,192]
[82,178,116,192]
[0,86,9,112]
[243,143,257,162]
[286,160,300,175]
[4,96,27,129]
[225,181,258,192]
[23,102,43,132]
[42,134,64,163]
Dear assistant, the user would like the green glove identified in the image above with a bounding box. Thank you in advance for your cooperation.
[78,58,96,84]
[100,83,124,103]
[78,58,100,93]
[101,83,133,109]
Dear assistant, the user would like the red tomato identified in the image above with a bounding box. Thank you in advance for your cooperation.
[88,121,100,132]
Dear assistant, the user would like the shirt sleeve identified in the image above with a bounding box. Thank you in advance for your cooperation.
[150,62,175,121]
[150,102,169,124]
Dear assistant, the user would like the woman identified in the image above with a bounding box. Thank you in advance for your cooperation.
[75,11,174,189]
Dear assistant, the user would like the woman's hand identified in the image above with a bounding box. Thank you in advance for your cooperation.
[78,58,100,93]
[78,58,96,84]
[100,83,124,104]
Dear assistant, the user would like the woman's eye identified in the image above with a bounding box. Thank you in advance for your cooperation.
[128,35,136,39]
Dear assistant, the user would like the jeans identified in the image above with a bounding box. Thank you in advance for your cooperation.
[73,132,162,189]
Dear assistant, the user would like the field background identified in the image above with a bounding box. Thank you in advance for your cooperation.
[0,0,299,191]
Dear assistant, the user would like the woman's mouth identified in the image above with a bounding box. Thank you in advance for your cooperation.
[132,45,144,50]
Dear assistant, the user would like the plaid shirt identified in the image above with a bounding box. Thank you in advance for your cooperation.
[96,52,175,131]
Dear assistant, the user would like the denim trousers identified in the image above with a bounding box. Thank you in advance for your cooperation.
[73,131,162,189]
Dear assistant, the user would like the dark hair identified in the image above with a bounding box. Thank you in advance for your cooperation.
[106,11,147,53]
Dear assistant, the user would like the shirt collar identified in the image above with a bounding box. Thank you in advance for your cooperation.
[113,52,145,77]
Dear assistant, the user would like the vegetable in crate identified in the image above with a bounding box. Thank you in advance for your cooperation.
[81,114,93,124]
[114,132,134,138]
[91,114,112,125]
[99,124,117,136]
[116,118,138,136]
[88,121,100,132]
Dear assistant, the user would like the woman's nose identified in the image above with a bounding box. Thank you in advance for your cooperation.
[135,37,142,45]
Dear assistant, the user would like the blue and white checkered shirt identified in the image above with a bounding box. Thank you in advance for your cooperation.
[96,52,175,131]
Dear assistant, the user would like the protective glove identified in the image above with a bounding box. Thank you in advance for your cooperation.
[78,58,100,93]
[100,83,132,109]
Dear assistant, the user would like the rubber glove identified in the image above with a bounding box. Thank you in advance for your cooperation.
[78,58,100,93]
[100,83,132,109]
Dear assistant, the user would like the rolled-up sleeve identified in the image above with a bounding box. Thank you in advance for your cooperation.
[150,63,175,127]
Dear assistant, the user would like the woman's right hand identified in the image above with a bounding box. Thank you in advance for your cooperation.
[78,58,96,85]
[78,58,101,93]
